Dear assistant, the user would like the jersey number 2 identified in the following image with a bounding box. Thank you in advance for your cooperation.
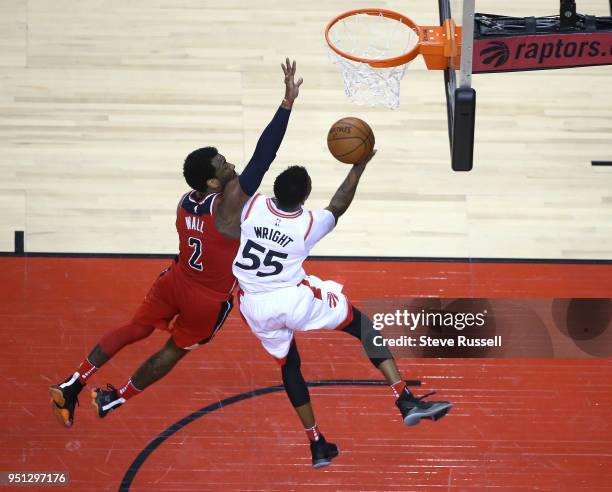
[188,237,203,271]
[234,239,287,277]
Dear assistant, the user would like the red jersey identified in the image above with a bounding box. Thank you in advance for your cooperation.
[175,191,240,296]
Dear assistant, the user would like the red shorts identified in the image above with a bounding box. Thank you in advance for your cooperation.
[132,264,233,350]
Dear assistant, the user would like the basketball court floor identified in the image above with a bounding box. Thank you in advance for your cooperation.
[1,1,612,490]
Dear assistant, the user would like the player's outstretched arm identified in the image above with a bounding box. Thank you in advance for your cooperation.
[325,150,376,223]
[215,58,303,238]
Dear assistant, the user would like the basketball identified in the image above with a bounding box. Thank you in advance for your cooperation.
[327,117,375,164]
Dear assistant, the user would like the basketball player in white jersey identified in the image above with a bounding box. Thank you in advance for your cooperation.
[232,151,453,468]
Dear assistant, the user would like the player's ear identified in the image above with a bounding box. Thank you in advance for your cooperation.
[303,178,312,203]
[206,177,222,192]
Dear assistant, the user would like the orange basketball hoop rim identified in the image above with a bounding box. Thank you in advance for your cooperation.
[325,8,462,70]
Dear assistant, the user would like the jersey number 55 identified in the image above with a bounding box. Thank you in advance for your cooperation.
[234,239,288,277]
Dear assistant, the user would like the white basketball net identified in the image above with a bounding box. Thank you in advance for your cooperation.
[327,13,420,110]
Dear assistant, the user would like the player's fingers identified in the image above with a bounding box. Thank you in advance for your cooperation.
[358,149,377,165]
[296,77,303,87]
[292,60,296,75]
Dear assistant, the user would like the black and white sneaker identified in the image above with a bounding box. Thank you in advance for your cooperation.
[396,388,452,426]
[49,373,83,428]
[310,435,340,469]
[91,384,125,418]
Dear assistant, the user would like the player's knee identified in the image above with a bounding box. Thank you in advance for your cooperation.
[281,341,310,407]
[341,307,393,367]
[282,371,310,407]
[117,322,154,344]
[98,322,155,356]
[341,306,362,339]
[162,337,189,362]
[132,323,155,340]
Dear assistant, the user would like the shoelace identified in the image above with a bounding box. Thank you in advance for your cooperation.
[415,390,436,401]
[92,384,118,402]
[99,384,120,402]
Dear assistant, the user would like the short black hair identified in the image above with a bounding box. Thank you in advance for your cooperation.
[183,147,218,192]
[273,166,311,209]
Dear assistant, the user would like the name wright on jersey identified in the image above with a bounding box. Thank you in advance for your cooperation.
[253,226,294,248]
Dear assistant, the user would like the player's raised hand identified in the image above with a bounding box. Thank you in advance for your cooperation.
[281,58,303,107]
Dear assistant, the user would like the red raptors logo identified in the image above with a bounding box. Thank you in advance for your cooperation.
[327,292,339,308]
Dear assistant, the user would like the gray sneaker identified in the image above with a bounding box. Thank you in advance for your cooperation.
[396,388,452,426]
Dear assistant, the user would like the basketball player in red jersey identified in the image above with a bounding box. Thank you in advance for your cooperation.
[49,59,303,427]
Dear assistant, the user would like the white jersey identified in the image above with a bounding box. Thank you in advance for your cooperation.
[232,193,336,294]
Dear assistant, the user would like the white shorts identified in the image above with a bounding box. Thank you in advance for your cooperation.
[238,275,353,361]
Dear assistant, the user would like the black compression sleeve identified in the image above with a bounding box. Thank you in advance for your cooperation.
[238,106,291,196]
[281,340,310,407]
[342,306,392,368]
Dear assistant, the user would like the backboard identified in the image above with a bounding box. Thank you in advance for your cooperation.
[440,0,476,171]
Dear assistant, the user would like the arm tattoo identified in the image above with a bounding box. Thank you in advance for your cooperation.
[326,165,366,221]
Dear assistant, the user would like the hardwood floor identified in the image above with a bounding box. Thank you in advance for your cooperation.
[0,1,610,258]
